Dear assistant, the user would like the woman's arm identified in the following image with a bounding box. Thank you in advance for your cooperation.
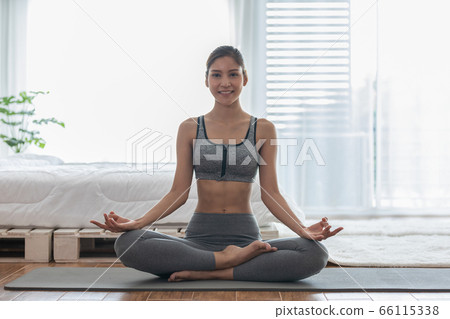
[257,119,306,237]
[135,118,197,229]
[257,119,343,241]
[91,118,197,232]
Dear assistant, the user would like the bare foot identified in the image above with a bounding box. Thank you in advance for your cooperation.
[214,240,277,269]
[168,268,233,282]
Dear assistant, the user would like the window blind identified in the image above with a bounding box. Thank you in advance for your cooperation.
[265,0,351,135]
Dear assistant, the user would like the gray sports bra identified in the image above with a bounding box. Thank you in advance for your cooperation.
[193,115,259,183]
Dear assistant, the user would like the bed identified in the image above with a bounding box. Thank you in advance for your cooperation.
[0,154,305,262]
[0,154,305,228]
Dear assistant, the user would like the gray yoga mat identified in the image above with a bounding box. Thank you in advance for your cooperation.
[5,267,450,292]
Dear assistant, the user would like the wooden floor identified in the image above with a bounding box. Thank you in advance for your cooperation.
[1,262,450,301]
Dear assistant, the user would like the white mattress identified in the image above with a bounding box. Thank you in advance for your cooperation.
[0,154,305,228]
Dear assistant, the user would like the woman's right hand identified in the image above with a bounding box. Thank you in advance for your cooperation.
[300,217,343,241]
[90,211,140,233]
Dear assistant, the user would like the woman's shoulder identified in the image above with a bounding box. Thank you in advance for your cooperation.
[179,117,200,128]
[256,118,277,140]
[255,117,275,130]
[254,117,272,125]
[178,117,200,136]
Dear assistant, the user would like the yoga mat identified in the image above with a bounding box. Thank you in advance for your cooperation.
[5,267,450,292]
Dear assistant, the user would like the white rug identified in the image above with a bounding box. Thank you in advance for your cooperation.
[274,217,450,267]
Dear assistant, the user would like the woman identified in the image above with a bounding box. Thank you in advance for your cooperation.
[91,46,343,282]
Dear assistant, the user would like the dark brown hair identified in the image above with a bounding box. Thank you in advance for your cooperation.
[205,45,247,79]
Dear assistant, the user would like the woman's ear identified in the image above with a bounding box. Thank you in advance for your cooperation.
[205,78,209,87]
[243,71,248,86]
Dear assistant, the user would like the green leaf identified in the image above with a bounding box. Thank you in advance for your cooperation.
[29,90,50,95]
[19,128,40,138]
[0,107,35,116]
[0,119,23,126]
[0,90,60,153]
[0,96,15,106]
[1,137,25,147]
[32,117,65,127]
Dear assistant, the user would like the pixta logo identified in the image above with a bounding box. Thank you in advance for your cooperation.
[126,128,173,174]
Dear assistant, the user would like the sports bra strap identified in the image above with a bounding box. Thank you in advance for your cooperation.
[196,116,206,139]
[196,115,257,145]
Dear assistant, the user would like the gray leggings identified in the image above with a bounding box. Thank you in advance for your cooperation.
[114,212,328,282]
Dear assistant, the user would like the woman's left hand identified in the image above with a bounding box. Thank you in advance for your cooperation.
[90,212,139,233]
[300,217,343,241]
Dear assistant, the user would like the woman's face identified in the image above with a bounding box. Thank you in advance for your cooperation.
[205,56,248,106]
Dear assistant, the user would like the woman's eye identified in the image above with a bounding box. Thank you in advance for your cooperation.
[212,74,220,77]
[231,73,239,77]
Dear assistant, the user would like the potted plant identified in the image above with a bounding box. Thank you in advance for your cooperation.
[0,91,65,153]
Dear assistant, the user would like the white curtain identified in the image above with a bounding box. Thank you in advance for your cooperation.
[228,0,267,116]
[0,0,28,157]
[377,0,450,211]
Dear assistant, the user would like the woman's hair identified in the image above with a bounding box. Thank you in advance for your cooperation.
[205,45,247,79]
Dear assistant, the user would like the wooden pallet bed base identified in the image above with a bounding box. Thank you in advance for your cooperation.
[0,224,279,263]
[0,228,53,262]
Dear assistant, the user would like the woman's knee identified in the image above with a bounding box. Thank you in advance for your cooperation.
[309,240,329,271]
[291,238,328,274]
[114,230,144,259]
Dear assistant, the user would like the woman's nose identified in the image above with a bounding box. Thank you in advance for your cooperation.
[221,77,231,86]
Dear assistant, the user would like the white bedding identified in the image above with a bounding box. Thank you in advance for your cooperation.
[0,154,305,228]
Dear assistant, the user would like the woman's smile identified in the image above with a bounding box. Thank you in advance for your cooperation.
[218,90,234,95]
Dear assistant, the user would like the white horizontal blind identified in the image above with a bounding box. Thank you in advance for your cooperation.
[265,0,351,135]
[263,0,372,212]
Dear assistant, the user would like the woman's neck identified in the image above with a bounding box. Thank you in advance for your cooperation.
[208,100,248,122]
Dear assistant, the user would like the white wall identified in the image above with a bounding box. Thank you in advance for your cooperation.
[26,0,231,163]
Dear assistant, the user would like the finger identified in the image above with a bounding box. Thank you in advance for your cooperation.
[321,221,329,228]
[104,214,116,227]
[323,227,343,239]
[314,235,324,241]
[109,218,122,232]
[320,226,333,237]
[90,220,107,230]
[330,227,344,236]
[105,217,114,228]
[90,220,100,227]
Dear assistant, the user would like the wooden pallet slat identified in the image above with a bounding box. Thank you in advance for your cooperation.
[54,229,80,263]
[79,228,105,236]
[0,228,11,236]
[0,228,53,262]
[54,228,122,263]
[54,229,79,235]
[4,229,32,237]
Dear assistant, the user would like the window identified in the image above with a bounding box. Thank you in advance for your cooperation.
[257,0,374,213]
[252,0,450,213]
[266,0,351,133]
